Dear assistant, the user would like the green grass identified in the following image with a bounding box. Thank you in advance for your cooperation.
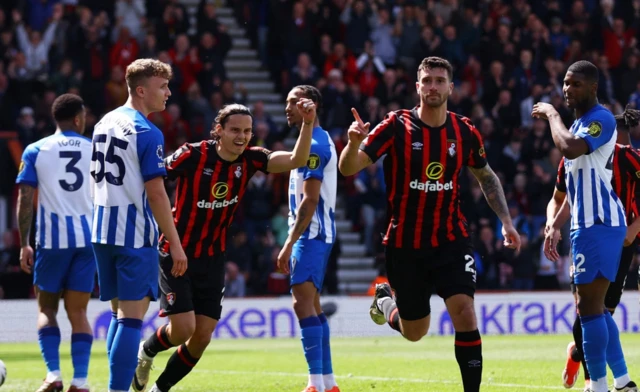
[2,334,639,391]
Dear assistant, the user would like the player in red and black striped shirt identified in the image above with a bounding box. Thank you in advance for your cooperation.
[132,100,318,392]
[338,57,521,392]
[546,107,640,390]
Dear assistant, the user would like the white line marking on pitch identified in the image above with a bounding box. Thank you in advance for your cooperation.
[194,369,565,390]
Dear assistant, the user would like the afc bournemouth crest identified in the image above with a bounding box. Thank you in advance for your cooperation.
[166,292,175,306]
[447,140,457,157]
[234,165,242,178]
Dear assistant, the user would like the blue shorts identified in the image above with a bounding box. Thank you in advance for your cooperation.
[93,243,159,301]
[290,238,334,290]
[570,225,626,284]
[34,247,96,293]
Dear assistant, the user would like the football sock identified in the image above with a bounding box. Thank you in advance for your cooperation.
[603,310,629,387]
[155,344,200,391]
[38,326,61,375]
[300,316,323,387]
[455,330,483,392]
[143,324,173,358]
[580,314,608,388]
[318,313,337,389]
[71,333,92,381]
[379,297,401,333]
[572,315,590,380]
[106,312,118,358]
[109,318,142,390]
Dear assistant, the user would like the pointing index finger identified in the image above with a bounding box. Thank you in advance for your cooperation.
[351,108,365,127]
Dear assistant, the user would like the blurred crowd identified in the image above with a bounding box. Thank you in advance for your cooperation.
[1,0,640,299]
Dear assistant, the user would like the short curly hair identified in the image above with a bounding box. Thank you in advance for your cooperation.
[125,58,173,92]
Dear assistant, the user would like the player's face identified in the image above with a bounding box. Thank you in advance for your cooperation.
[285,88,305,128]
[416,67,453,108]
[217,114,253,156]
[562,71,596,110]
[142,76,171,113]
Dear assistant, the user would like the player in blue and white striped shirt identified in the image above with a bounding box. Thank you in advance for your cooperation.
[276,86,340,392]
[16,94,95,392]
[90,59,187,392]
[533,60,636,392]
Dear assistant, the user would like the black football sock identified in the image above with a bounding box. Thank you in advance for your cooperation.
[143,325,174,358]
[455,330,482,392]
[155,344,200,391]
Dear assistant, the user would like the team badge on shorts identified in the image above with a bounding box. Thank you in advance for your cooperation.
[166,292,176,306]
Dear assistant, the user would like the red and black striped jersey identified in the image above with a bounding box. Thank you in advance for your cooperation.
[360,108,487,250]
[556,144,640,223]
[159,141,271,258]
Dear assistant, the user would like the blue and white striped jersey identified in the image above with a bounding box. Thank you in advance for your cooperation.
[16,131,93,249]
[90,106,166,248]
[563,104,626,230]
[288,127,337,243]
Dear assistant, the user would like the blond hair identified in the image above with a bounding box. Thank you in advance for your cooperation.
[125,58,173,92]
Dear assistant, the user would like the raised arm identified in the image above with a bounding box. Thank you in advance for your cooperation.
[532,102,589,159]
[266,98,316,173]
[339,108,389,177]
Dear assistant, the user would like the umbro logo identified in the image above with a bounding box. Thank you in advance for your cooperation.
[412,142,423,150]
[468,360,482,368]
[203,168,213,176]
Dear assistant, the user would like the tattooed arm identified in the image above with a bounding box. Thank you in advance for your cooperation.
[468,164,521,250]
[276,178,321,273]
[16,184,35,273]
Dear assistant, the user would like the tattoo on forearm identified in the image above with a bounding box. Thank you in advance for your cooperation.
[17,185,35,246]
[291,204,310,238]
[470,166,510,221]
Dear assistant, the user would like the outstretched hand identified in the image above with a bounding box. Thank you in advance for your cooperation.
[348,108,370,145]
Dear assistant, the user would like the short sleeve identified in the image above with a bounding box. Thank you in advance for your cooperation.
[248,146,272,173]
[165,143,199,180]
[462,118,487,168]
[301,143,330,181]
[15,144,39,187]
[136,128,167,182]
[574,110,616,154]
[555,158,567,192]
[360,112,396,163]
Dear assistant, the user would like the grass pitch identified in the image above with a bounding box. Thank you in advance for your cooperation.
[2,334,639,391]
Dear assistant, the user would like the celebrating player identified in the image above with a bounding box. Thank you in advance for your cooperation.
[546,107,640,392]
[90,59,188,392]
[275,85,340,392]
[533,60,635,392]
[338,56,521,392]
[16,94,94,392]
[132,100,315,392]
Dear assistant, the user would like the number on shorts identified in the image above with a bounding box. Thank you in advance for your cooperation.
[465,254,476,282]
[575,253,586,273]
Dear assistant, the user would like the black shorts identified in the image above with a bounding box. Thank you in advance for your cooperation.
[570,239,637,309]
[159,251,226,320]
[385,240,476,321]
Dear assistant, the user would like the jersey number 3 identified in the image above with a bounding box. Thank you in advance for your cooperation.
[59,151,83,192]
[91,135,129,186]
